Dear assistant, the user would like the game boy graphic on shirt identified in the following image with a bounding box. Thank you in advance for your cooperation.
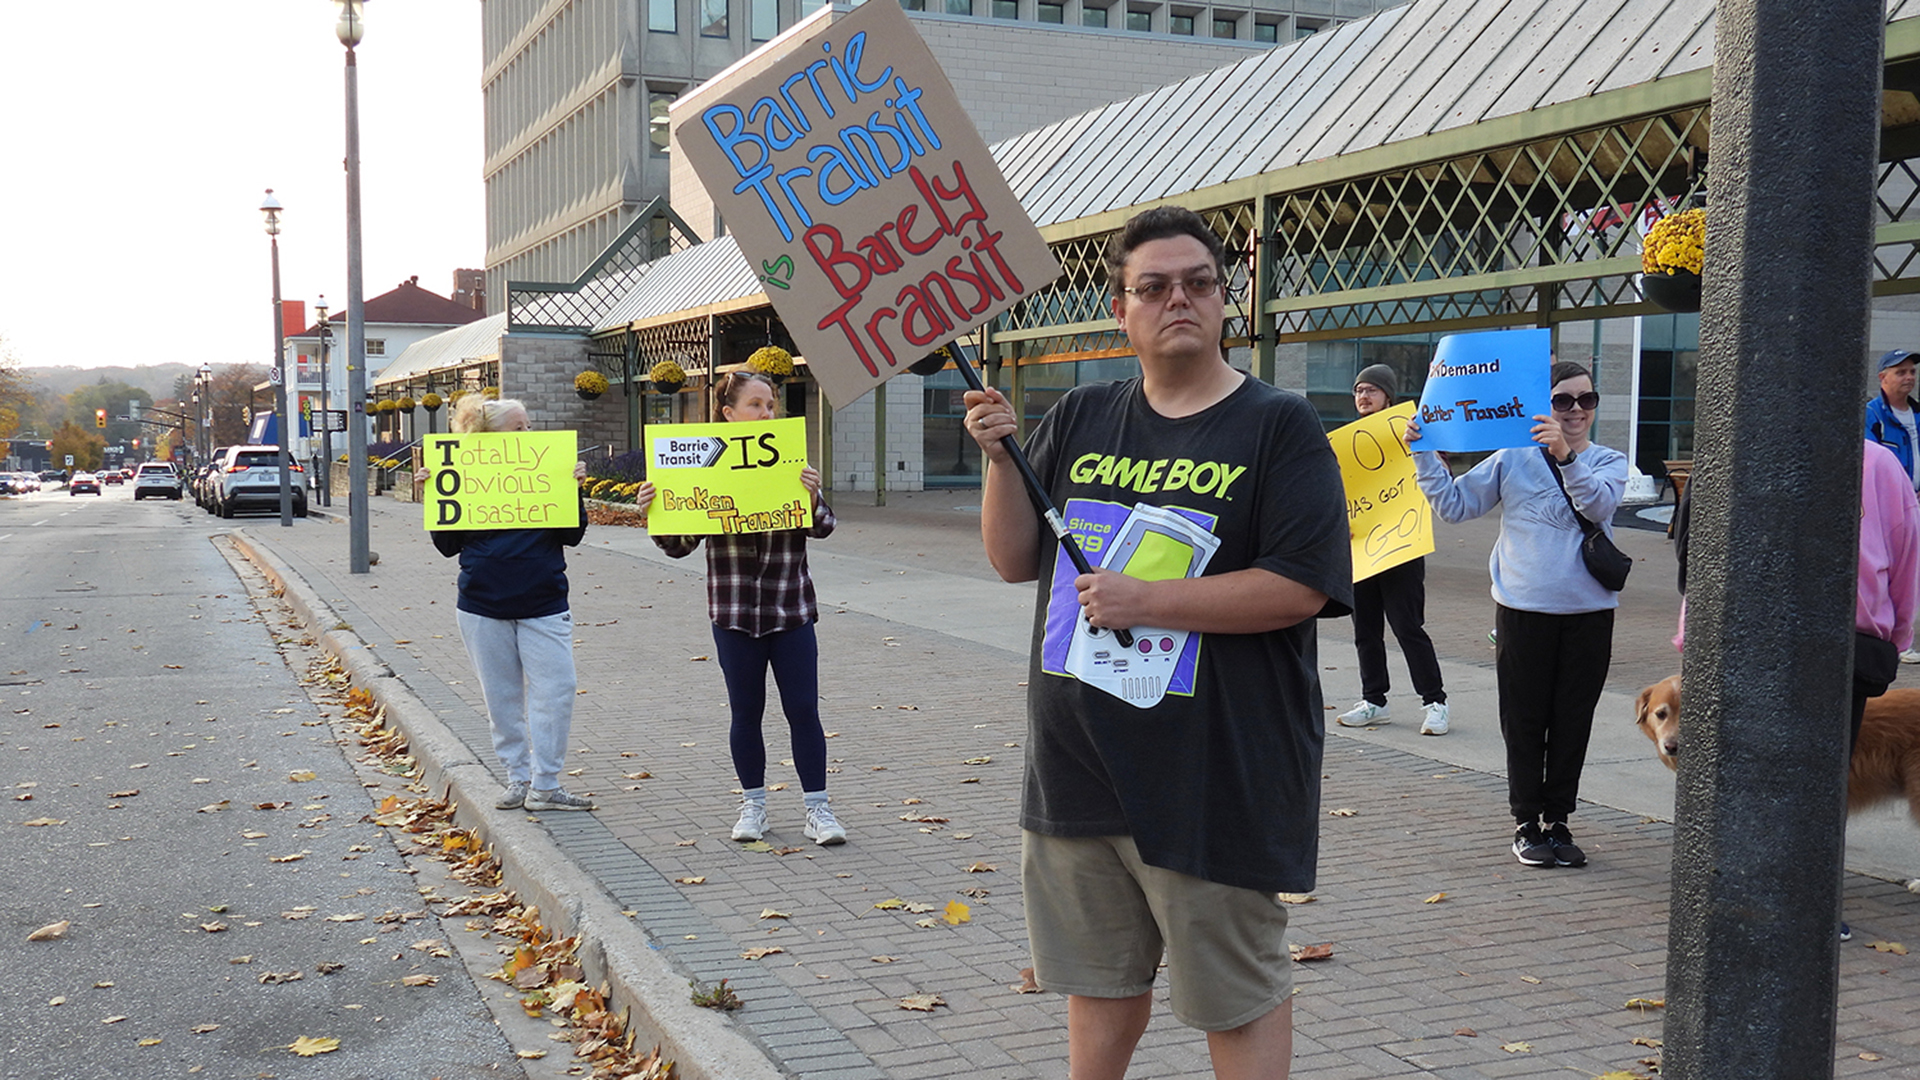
[1045,500,1221,708]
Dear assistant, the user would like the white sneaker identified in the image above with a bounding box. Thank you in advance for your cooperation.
[731,802,767,842]
[1419,701,1450,736]
[1903,650,1920,665]
[1336,700,1391,727]
[804,804,847,845]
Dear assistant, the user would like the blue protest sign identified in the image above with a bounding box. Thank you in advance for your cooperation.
[1412,328,1551,452]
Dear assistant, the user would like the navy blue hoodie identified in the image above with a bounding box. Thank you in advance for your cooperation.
[432,491,589,619]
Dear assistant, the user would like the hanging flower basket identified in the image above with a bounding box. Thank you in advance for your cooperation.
[483,387,500,400]
[574,370,609,400]
[1638,270,1702,313]
[746,346,794,385]
[650,360,687,395]
[396,396,417,411]
[1639,207,1705,314]
[421,392,443,411]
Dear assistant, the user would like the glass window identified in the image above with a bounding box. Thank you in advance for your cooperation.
[648,88,676,155]
[799,0,826,16]
[1296,18,1322,38]
[366,340,386,356]
[991,0,1016,15]
[1253,19,1276,42]
[900,0,926,8]
[1038,1,1064,20]
[701,0,728,37]
[1212,17,1235,37]
[752,0,778,38]
[1081,4,1107,26]
[649,0,676,32]
[1125,8,1150,31]
[1168,12,1192,34]
[944,0,970,13]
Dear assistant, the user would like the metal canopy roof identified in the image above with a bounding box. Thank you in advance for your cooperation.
[374,311,508,388]
[593,233,763,332]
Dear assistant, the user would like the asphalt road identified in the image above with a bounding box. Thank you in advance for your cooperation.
[0,483,536,1080]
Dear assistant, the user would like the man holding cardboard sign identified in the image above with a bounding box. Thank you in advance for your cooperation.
[967,207,1351,1080]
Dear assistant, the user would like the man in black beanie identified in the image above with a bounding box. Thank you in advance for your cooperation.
[1337,363,1451,734]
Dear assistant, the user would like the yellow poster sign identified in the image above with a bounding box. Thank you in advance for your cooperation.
[1328,401,1433,581]
[422,431,579,532]
[646,417,814,536]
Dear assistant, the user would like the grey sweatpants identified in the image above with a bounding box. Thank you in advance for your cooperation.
[456,609,577,790]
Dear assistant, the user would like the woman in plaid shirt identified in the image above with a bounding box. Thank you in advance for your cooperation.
[637,372,844,845]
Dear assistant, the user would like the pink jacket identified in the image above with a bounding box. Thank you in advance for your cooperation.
[1858,439,1920,652]
[1676,441,1920,652]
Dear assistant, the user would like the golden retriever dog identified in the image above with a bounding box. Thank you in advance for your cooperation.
[1635,675,1920,819]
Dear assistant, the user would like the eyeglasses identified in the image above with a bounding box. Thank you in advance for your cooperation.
[1121,275,1220,304]
[1551,391,1601,412]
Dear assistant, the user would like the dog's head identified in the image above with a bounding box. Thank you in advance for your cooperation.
[1635,674,1682,771]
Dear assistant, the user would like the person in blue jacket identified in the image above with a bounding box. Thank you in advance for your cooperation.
[431,394,594,813]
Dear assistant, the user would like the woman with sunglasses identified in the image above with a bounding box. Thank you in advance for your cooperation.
[1405,361,1625,869]
[634,371,845,846]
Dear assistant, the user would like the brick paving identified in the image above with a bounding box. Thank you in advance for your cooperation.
[231,492,1920,1078]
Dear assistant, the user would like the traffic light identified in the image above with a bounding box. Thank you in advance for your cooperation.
[132,438,141,450]
[95,408,106,428]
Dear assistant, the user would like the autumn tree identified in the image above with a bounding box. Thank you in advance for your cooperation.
[50,421,105,472]
[0,334,28,440]
[64,378,153,448]
[207,364,267,447]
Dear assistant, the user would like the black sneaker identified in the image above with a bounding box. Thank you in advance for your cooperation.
[1546,821,1586,867]
[1512,822,1553,867]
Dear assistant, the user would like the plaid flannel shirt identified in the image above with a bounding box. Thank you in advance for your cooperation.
[653,496,835,637]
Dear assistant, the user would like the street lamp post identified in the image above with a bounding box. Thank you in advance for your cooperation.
[199,362,213,462]
[338,0,370,572]
[261,189,294,527]
[315,297,333,508]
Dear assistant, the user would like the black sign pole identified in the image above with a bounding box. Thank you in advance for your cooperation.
[950,356,1134,649]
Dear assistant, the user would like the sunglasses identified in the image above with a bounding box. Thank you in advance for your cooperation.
[1551,391,1601,412]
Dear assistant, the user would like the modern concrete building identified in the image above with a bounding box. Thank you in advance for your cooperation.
[481,0,1409,307]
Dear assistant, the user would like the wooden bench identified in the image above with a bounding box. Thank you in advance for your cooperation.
[1662,459,1693,537]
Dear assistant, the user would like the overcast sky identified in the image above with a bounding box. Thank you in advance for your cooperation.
[0,1,484,372]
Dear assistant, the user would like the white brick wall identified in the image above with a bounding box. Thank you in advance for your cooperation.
[830,374,926,492]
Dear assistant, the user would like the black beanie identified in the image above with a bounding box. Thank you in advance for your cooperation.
[1354,363,1398,402]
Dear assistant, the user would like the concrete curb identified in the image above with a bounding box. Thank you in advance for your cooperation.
[223,527,787,1080]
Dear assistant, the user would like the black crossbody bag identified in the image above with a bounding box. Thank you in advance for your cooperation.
[1545,450,1631,592]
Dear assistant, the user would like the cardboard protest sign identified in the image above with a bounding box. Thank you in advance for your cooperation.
[672,0,1061,407]
[1328,402,1433,580]
[423,431,579,532]
[1412,328,1551,452]
[645,417,814,536]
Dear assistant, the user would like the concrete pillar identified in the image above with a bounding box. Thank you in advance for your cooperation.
[1663,3,1883,1078]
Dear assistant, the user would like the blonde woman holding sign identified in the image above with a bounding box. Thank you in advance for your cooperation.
[635,372,844,845]
[1406,361,1625,868]
[428,394,594,813]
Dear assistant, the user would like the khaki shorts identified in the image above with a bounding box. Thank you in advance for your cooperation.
[1021,831,1292,1032]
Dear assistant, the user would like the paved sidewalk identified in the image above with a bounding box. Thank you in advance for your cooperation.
[228,492,1920,1078]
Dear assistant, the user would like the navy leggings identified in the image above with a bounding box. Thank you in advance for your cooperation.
[711,622,828,792]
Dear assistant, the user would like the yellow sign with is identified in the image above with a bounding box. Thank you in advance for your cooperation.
[422,431,580,532]
[647,417,813,536]
[1328,401,1433,581]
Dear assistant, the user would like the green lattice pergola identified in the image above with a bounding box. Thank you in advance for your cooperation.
[988,21,1920,377]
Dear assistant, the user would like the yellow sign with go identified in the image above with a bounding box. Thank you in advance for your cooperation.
[1327,401,1433,581]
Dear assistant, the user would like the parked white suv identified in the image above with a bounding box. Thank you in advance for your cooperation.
[132,462,182,501]
[216,446,306,518]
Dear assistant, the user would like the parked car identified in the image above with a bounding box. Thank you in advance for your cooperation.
[195,448,231,511]
[132,462,183,501]
[70,472,101,496]
[216,446,306,518]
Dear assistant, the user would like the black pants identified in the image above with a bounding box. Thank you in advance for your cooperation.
[1353,557,1446,706]
[1494,604,1615,824]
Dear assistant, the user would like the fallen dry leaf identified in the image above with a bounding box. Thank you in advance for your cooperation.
[1423,892,1447,904]
[943,900,971,926]
[138,1037,162,1047]
[1520,975,1541,984]
[1327,807,1357,817]
[1277,893,1315,904]
[1289,942,1334,963]
[758,908,790,920]
[1861,1052,1885,1061]
[102,1015,126,1025]
[268,852,305,864]
[27,921,69,942]
[401,973,438,987]
[190,1024,219,1034]
[22,817,65,827]
[1868,940,1909,955]
[742,947,785,960]
[1013,967,1041,994]
[199,922,227,934]
[255,801,290,811]
[288,771,317,783]
[870,955,899,963]
[898,993,946,1012]
[873,898,907,911]
[1624,997,1666,1010]
[674,877,706,885]
[964,862,997,874]
[323,913,365,923]
[259,971,304,985]
[516,1049,548,1060]
[287,1035,340,1057]
[1500,1041,1532,1053]
[913,918,939,929]
[108,789,138,799]
[1630,1036,1663,1048]
[48,996,66,1006]
[1454,1027,1477,1037]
